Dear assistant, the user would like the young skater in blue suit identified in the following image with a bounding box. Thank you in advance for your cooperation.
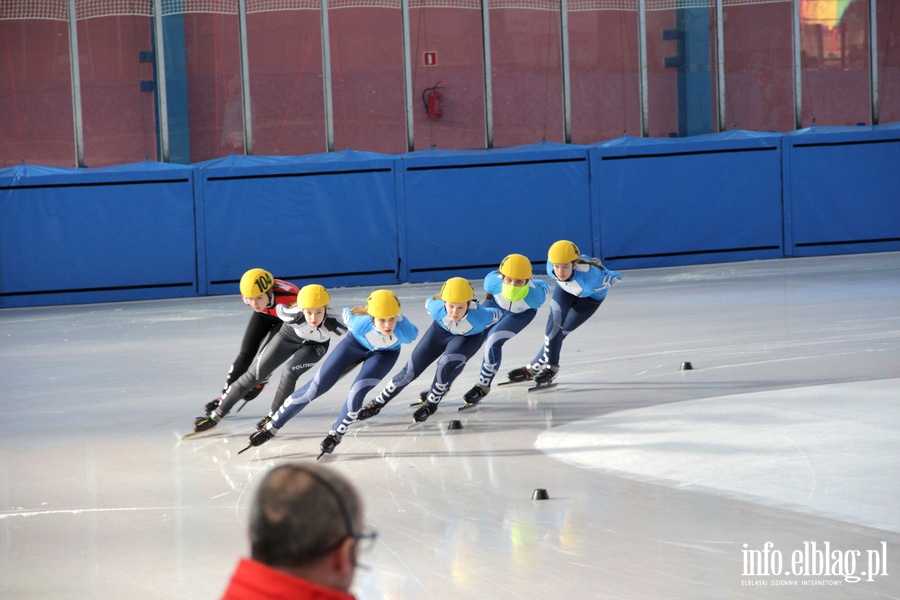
[459,253,550,407]
[507,240,621,387]
[357,277,501,423]
[245,290,418,455]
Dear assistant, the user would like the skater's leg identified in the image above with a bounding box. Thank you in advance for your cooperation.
[228,311,280,388]
[416,332,485,422]
[215,333,299,417]
[271,340,354,429]
[268,340,330,413]
[330,349,400,435]
[528,286,576,370]
[373,325,446,406]
[476,310,536,388]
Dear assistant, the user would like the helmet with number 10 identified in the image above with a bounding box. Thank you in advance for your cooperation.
[240,268,274,298]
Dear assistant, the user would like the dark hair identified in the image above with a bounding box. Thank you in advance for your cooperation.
[249,463,361,568]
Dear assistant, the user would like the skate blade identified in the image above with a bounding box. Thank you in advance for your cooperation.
[458,403,480,412]
[235,400,249,413]
[527,382,558,393]
[407,420,429,431]
[237,443,253,454]
[181,430,205,440]
[497,380,528,387]
[409,400,425,407]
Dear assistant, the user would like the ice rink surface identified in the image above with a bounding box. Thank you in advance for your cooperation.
[1,252,898,599]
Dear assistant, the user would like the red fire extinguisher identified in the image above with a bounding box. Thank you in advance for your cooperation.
[422,82,443,119]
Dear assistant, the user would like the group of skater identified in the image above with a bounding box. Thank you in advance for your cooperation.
[189,240,622,457]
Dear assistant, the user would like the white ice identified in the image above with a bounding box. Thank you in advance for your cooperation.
[1,252,898,599]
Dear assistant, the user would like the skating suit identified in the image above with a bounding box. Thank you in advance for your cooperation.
[272,308,418,429]
[216,305,347,417]
[531,257,621,368]
[375,297,501,407]
[475,271,550,387]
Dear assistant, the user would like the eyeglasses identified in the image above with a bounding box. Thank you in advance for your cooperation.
[353,526,379,554]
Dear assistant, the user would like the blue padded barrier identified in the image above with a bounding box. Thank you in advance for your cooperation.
[398,142,594,284]
[782,123,900,257]
[0,162,196,308]
[195,151,400,296]
[592,130,784,269]
[5,125,899,309]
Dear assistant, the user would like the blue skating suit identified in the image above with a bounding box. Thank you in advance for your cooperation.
[475,271,550,387]
[271,307,418,432]
[531,257,621,369]
[369,297,501,409]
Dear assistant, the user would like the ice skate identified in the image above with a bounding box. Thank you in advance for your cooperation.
[239,424,276,453]
[502,366,535,385]
[204,397,221,416]
[357,401,384,421]
[459,385,489,411]
[529,365,559,391]
[413,401,438,423]
[183,412,220,439]
[194,413,219,432]
[409,390,429,407]
[256,412,273,430]
[317,431,342,459]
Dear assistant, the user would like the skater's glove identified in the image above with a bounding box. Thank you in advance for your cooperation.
[243,380,268,401]
[602,270,622,288]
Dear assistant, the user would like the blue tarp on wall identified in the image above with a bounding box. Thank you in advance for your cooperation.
[592,130,784,269]
[398,142,594,283]
[0,161,196,308]
[3,124,898,308]
[195,150,399,295]
[782,123,900,257]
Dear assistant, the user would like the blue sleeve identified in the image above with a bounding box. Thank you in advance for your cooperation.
[394,314,419,343]
[483,271,503,295]
[467,305,502,333]
[343,309,368,331]
[426,297,446,321]
[578,265,607,293]
[524,279,549,309]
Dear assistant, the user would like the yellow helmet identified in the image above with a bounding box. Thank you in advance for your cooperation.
[240,268,274,298]
[499,253,532,280]
[548,240,580,264]
[440,277,475,303]
[366,290,401,319]
[297,284,330,309]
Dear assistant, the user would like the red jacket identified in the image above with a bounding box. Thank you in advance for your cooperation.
[222,558,356,600]
[242,279,299,317]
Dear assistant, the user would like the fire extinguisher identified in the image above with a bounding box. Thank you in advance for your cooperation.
[422,82,443,119]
